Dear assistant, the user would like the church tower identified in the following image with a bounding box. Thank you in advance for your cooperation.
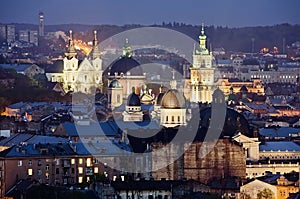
[108,79,123,109]
[160,71,186,128]
[90,30,103,90]
[63,30,79,92]
[190,23,215,103]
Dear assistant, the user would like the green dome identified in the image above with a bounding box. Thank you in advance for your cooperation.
[109,79,122,88]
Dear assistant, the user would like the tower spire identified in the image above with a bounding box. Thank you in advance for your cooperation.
[122,38,132,57]
[201,22,205,35]
[170,69,177,89]
[65,30,77,59]
[90,30,101,59]
[198,22,209,54]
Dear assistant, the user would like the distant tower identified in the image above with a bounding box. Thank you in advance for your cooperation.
[39,11,44,37]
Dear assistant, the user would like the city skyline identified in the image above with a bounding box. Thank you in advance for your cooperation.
[0,0,300,27]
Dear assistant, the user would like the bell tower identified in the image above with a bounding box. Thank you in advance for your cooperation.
[63,30,79,92]
[190,23,215,103]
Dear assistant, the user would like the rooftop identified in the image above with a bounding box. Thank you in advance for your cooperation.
[260,141,300,152]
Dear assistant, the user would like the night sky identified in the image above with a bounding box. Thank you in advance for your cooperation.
[0,0,299,27]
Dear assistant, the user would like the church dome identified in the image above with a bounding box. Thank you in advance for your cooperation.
[127,92,141,106]
[240,85,248,93]
[141,93,154,104]
[212,88,225,101]
[161,89,186,109]
[108,79,122,88]
[108,57,142,76]
[156,92,165,106]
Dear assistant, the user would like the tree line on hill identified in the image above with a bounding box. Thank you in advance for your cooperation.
[12,22,300,53]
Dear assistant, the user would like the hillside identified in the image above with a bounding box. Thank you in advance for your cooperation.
[12,23,300,52]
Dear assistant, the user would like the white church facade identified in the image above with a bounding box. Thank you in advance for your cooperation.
[46,30,103,94]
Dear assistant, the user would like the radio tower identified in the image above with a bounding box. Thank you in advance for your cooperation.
[39,11,44,37]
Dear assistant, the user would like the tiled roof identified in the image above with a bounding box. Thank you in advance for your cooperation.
[260,141,300,152]
[259,127,300,138]
[61,120,161,137]
[75,139,131,156]
[0,64,37,72]
[0,142,77,158]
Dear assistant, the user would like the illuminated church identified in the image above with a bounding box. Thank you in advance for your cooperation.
[188,23,215,103]
[46,30,103,94]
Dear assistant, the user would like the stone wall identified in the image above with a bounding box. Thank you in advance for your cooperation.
[152,139,246,184]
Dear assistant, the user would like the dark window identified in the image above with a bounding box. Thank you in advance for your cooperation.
[56,168,59,174]
[72,168,75,174]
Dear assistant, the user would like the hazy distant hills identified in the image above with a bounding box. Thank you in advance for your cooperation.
[13,23,300,52]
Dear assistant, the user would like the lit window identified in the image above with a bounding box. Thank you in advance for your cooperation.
[78,177,83,183]
[86,158,91,167]
[79,158,83,164]
[18,160,22,167]
[71,159,75,165]
[94,167,98,173]
[38,169,42,176]
[28,168,33,176]
[45,165,49,171]
[45,172,49,179]
[28,160,32,166]
[78,167,83,174]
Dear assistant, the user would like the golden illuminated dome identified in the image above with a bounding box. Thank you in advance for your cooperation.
[161,89,186,109]
[141,93,153,104]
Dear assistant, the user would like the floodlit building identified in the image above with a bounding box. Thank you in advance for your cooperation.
[188,23,215,103]
[46,30,103,94]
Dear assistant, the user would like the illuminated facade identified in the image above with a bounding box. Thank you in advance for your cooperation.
[47,30,103,94]
[107,39,146,100]
[189,24,215,103]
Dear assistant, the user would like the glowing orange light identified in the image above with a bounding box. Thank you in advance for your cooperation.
[74,39,92,55]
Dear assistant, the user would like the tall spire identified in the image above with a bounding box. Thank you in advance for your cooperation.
[65,30,77,59]
[201,22,205,35]
[122,38,132,57]
[199,22,208,53]
[90,30,101,59]
[170,69,177,89]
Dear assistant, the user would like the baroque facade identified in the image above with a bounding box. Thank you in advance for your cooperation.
[46,30,103,94]
[188,24,215,103]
